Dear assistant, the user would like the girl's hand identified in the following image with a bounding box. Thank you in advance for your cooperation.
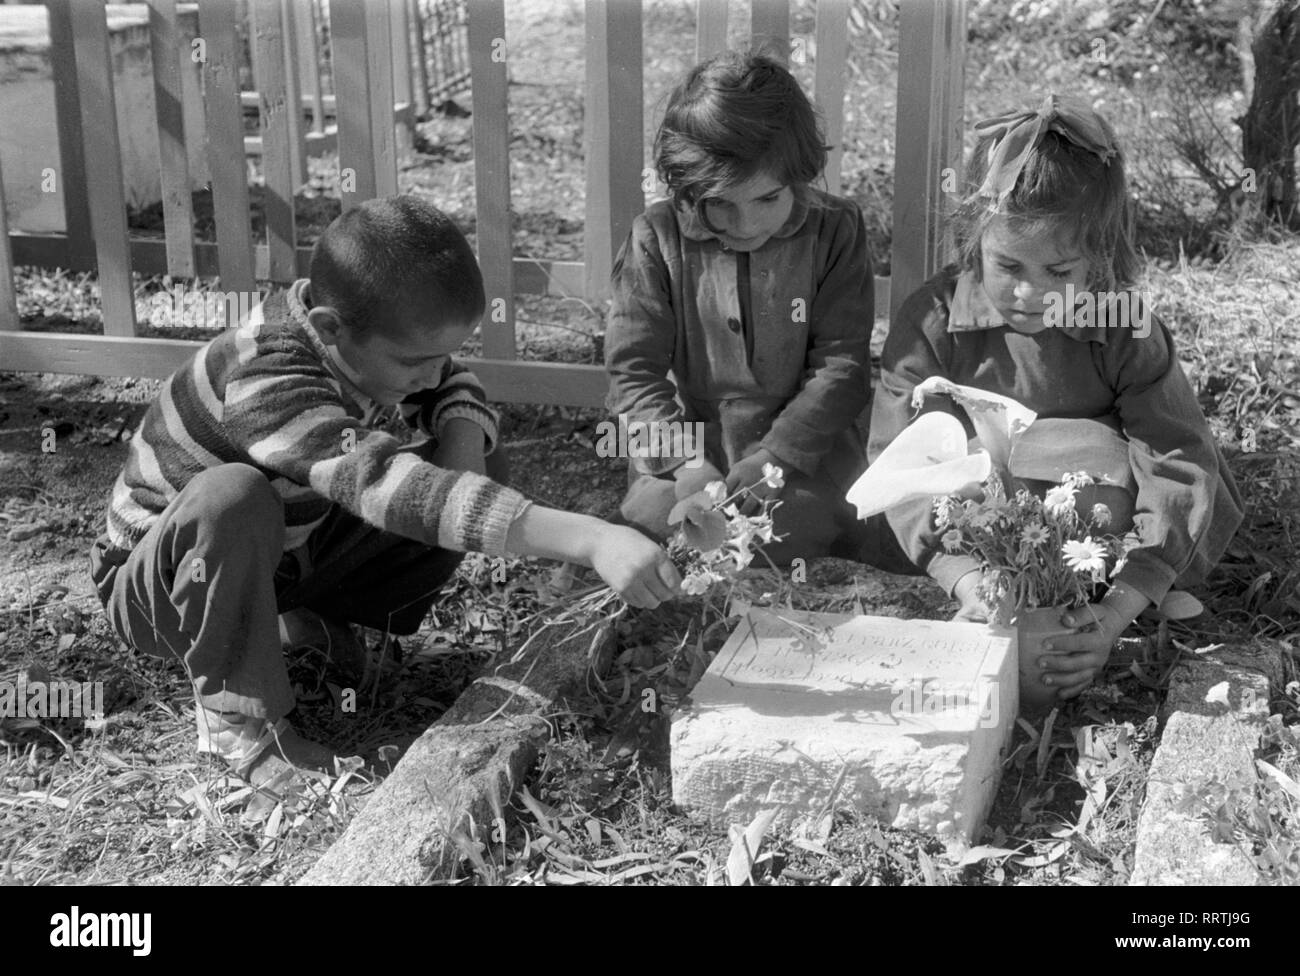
[725,449,785,515]
[1039,587,1147,699]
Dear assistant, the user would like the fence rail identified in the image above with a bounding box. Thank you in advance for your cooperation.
[0,0,967,409]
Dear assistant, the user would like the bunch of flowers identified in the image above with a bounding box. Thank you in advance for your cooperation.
[509,463,786,666]
[935,470,1142,623]
[665,462,786,595]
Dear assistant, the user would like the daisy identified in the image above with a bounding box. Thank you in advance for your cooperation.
[1020,523,1049,547]
[1062,537,1108,583]
[681,571,716,596]
[933,496,957,529]
[1043,485,1076,518]
[942,528,963,552]
[1090,503,1112,528]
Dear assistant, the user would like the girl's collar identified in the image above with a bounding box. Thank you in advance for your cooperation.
[674,186,813,243]
[948,269,1108,344]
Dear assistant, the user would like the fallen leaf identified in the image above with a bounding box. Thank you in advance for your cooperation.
[726,808,779,886]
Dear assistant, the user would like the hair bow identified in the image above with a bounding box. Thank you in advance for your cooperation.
[972,94,1118,210]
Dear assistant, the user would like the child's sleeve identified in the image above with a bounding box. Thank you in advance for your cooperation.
[223,350,529,556]
[1107,315,1244,605]
[759,202,873,476]
[400,360,500,452]
[868,283,981,593]
[604,215,687,476]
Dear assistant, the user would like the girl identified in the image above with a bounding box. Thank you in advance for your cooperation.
[869,94,1243,701]
[605,50,883,567]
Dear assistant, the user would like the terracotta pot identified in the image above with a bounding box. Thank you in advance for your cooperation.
[1013,605,1077,712]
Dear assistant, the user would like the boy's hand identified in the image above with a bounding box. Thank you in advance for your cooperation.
[588,525,682,608]
[431,418,487,475]
[673,460,725,500]
[725,448,785,515]
[1038,586,1149,699]
[950,570,991,623]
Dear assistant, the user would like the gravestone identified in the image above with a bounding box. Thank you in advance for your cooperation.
[670,608,1017,849]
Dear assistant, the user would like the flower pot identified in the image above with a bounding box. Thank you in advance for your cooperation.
[1013,605,1077,712]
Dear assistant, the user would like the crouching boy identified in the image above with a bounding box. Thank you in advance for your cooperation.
[89,196,680,799]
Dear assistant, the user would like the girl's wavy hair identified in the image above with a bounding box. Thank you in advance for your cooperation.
[653,48,830,223]
[950,111,1141,292]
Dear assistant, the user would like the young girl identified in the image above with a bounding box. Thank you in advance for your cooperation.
[605,50,880,567]
[869,94,1243,701]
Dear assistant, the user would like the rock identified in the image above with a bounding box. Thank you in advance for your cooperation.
[297,623,596,885]
[670,609,1017,850]
[8,521,53,542]
[1129,640,1287,886]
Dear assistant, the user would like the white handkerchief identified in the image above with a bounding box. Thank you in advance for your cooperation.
[846,412,991,518]
[909,377,1037,470]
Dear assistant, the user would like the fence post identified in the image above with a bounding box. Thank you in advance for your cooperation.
[813,0,850,195]
[251,0,299,283]
[409,0,431,118]
[294,0,325,134]
[68,1,136,336]
[198,0,257,297]
[278,0,308,185]
[331,0,380,209]
[45,1,94,268]
[750,0,789,64]
[147,0,197,278]
[467,0,515,360]
[0,153,17,332]
[695,0,727,60]
[891,0,965,322]
[583,0,643,301]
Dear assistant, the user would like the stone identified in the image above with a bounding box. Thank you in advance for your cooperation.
[1129,641,1287,887]
[670,608,1017,849]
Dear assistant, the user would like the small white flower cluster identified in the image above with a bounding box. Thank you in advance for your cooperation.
[670,465,785,596]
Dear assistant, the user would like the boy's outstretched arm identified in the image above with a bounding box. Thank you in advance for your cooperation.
[505,507,682,608]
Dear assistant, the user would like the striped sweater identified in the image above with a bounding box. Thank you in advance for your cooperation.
[105,279,531,557]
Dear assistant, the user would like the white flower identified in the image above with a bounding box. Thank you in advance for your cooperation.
[681,571,715,596]
[704,481,728,504]
[1043,485,1076,518]
[762,462,785,490]
[933,495,957,529]
[1204,681,1231,707]
[1090,503,1112,528]
[942,528,963,552]
[1062,537,1108,582]
[1020,523,1049,547]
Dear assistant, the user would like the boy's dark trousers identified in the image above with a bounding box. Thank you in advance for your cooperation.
[88,445,506,722]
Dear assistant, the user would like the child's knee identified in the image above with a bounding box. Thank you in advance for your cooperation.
[186,463,282,524]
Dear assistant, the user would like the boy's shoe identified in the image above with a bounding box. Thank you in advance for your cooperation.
[194,706,338,823]
[278,607,369,682]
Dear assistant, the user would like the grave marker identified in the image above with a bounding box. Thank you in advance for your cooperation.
[671,609,1017,849]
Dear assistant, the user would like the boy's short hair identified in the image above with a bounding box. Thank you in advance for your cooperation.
[654,48,829,215]
[309,195,484,338]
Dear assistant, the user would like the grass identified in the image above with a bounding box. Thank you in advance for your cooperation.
[3,1,1300,886]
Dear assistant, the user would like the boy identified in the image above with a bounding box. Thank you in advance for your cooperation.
[89,196,679,798]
